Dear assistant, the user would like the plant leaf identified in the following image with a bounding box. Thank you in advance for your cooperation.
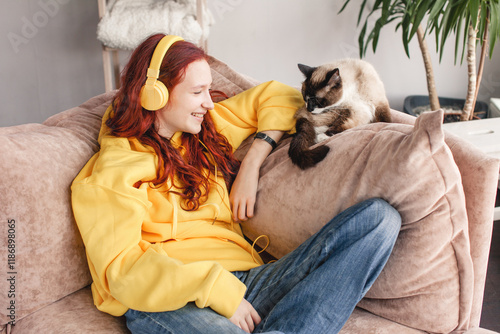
[338,0,351,14]
[489,1,500,57]
[358,21,368,58]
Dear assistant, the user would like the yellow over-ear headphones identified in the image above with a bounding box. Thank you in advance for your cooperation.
[140,35,184,111]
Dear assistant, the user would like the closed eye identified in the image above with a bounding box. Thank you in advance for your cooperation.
[307,96,321,106]
[194,86,212,95]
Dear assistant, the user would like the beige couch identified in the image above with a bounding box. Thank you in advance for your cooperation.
[1,57,499,334]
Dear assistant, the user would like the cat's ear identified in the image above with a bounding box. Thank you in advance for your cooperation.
[326,68,341,87]
[298,63,315,77]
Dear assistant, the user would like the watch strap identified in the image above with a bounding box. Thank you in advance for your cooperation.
[254,132,278,150]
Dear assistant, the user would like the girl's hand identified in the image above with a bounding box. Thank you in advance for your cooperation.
[230,161,259,222]
[229,298,261,333]
[229,131,283,222]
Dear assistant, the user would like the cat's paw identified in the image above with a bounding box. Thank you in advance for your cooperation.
[310,145,330,165]
[316,133,331,142]
[293,145,330,170]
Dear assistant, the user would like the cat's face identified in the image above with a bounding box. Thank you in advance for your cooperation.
[298,64,343,112]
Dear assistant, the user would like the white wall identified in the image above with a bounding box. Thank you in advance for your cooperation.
[206,0,500,112]
[0,0,103,126]
[1,0,499,127]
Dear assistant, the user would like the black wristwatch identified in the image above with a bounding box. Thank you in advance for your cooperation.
[254,132,278,150]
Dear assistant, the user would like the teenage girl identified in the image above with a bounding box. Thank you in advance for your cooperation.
[72,34,401,334]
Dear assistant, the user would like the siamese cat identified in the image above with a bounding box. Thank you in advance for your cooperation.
[289,59,391,170]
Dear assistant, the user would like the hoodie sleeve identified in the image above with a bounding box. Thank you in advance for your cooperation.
[71,142,246,318]
[210,80,304,150]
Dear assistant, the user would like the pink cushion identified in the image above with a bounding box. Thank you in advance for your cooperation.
[0,92,112,325]
[243,110,473,333]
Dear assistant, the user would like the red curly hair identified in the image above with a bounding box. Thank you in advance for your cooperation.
[107,34,240,210]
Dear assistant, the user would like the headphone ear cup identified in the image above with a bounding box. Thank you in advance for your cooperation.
[153,80,169,110]
[140,80,169,110]
[140,35,183,110]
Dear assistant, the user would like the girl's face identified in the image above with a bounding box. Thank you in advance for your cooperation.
[156,59,214,138]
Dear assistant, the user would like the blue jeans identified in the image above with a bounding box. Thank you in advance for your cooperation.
[125,198,401,334]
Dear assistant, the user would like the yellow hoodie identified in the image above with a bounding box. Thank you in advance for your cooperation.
[71,81,304,319]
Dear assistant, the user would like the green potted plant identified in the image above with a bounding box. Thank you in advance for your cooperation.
[339,0,500,122]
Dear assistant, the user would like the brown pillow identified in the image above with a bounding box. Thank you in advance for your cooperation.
[0,92,112,325]
[243,110,473,333]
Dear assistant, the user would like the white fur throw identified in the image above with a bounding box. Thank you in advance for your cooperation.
[97,0,214,49]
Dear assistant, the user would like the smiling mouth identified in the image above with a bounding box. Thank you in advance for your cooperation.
[191,112,205,119]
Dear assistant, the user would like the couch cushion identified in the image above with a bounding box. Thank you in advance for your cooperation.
[243,110,473,333]
[11,286,129,334]
[341,308,425,333]
[0,92,113,326]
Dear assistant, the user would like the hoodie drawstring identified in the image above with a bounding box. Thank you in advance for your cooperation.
[169,192,179,240]
[251,234,273,264]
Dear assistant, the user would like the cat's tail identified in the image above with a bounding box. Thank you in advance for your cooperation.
[288,135,330,170]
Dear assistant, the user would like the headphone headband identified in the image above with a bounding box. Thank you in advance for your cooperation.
[140,35,184,110]
[147,35,184,78]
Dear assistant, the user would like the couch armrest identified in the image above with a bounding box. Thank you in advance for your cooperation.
[390,109,500,327]
[444,131,499,326]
